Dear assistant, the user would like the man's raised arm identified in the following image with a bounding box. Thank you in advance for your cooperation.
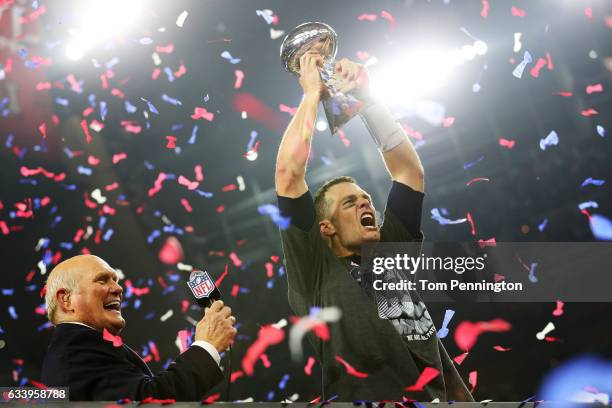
[275,52,323,198]
[335,59,425,193]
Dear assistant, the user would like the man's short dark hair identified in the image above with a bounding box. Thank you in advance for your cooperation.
[314,176,357,221]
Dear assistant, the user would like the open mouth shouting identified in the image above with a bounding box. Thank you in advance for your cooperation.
[103,300,122,315]
[360,211,377,230]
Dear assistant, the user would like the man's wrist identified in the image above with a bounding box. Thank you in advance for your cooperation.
[191,340,221,366]
[302,91,320,103]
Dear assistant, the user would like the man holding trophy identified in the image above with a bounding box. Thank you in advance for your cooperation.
[275,23,473,402]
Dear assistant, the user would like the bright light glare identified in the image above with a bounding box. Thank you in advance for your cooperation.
[315,120,328,132]
[65,0,143,61]
[371,51,454,104]
[473,40,488,56]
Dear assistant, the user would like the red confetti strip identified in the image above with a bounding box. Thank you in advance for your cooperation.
[468,370,477,392]
[222,184,237,192]
[466,177,490,186]
[194,165,204,181]
[304,356,316,375]
[337,129,350,147]
[202,394,220,404]
[19,4,46,24]
[545,336,562,342]
[453,352,468,365]
[335,355,369,378]
[442,117,455,127]
[111,88,125,99]
[112,153,127,164]
[230,371,244,383]
[152,68,161,80]
[553,91,572,97]
[241,325,285,375]
[36,82,52,91]
[215,264,229,288]
[0,221,10,235]
[279,104,297,116]
[480,0,489,18]
[191,106,215,121]
[140,397,176,405]
[80,119,92,144]
[586,83,603,94]
[178,175,199,190]
[148,173,167,197]
[149,341,160,362]
[584,7,593,20]
[466,212,476,235]
[511,6,526,17]
[216,205,225,213]
[88,156,100,166]
[234,69,244,89]
[380,10,395,29]
[180,198,192,213]
[120,120,142,134]
[66,74,82,92]
[158,237,183,264]
[580,108,598,117]
[166,136,177,149]
[499,138,516,149]
[174,63,187,78]
[404,367,439,391]
[105,182,119,191]
[454,318,511,351]
[102,328,123,347]
[155,44,175,54]
[530,58,546,78]
[229,252,242,267]
[259,353,271,368]
[357,13,377,21]
[231,284,240,297]
[552,299,564,316]
[493,345,512,351]
[477,237,496,248]
[38,122,47,139]
[265,262,274,278]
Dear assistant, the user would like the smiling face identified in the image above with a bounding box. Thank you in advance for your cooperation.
[319,182,381,256]
[69,256,125,335]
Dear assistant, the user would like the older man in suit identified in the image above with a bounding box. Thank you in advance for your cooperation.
[41,255,236,401]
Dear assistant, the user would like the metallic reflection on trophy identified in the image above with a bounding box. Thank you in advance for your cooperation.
[280,22,363,134]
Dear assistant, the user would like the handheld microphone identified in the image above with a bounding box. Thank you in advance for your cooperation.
[186,270,222,308]
[186,269,232,401]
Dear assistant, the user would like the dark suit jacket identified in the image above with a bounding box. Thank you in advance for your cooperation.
[41,323,223,401]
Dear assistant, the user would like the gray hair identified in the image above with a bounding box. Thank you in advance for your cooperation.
[45,268,80,324]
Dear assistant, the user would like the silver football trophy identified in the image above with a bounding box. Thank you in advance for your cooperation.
[280,22,363,134]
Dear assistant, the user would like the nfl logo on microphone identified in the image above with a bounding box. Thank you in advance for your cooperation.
[188,271,214,299]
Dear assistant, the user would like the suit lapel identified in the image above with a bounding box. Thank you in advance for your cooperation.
[122,344,153,376]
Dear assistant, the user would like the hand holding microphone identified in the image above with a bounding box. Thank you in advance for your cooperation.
[187,270,236,353]
[196,300,237,353]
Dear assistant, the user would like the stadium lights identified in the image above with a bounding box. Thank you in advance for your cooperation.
[65,0,143,61]
[370,40,487,105]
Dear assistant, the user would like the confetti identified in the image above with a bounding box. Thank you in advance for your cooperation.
[539,130,559,150]
[437,309,455,339]
[404,367,439,391]
[176,11,188,27]
[234,70,245,89]
[431,208,467,225]
[580,178,605,188]
[589,214,612,240]
[335,355,368,378]
[357,14,377,21]
[536,322,555,340]
[499,137,516,149]
[454,318,511,351]
[191,107,214,121]
[511,6,526,17]
[512,51,532,79]
[596,125,605,137]
[102,328,123,347]
[580,108,598,117]
[552,300,565,317]
[585,83,603,94]
[242,325,285,375]
[221,51,241,64]
[480,0,490,18]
